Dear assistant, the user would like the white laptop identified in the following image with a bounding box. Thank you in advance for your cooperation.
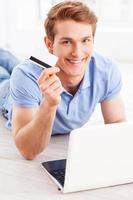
[41,122,133,193]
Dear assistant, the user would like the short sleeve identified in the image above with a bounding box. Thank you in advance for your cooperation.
[100,61,122,102]
[10,62,41,108]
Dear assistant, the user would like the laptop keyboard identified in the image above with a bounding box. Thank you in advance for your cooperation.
[51,168,65,186]
[41,159,66,187]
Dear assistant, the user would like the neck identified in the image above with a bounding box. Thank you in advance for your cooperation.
[58,73,83,95]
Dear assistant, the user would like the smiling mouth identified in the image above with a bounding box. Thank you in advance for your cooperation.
[66,58,85,65]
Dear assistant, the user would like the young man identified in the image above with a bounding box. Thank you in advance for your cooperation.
[1,1,126,159]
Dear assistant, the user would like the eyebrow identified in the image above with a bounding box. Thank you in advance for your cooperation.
[60,35,92,41]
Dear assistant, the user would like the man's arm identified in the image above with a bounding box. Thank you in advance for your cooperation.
[12,67,63,160]
[101,95,126,124]
[12,103,57,160]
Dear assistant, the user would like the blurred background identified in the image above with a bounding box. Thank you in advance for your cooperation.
[0,0,133,121]
[0,0,133,61]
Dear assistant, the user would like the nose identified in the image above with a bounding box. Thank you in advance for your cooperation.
[71,43,82,57]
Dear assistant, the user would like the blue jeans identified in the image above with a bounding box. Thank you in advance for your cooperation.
[0,48,20,119]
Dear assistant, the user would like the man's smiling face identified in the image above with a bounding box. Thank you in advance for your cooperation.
[45,20,94,79]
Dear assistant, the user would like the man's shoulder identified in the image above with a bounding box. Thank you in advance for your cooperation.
[92,52,118,72]
[87,52,121,85]
[10,59,42,108]
[92,52,116,69]
[12,59,43,81]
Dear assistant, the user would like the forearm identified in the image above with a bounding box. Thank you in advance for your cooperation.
[14,102,57,160]
[13,67,63,160]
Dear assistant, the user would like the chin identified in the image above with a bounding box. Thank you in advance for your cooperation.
[67,68,85,77]
[69,64,86,73]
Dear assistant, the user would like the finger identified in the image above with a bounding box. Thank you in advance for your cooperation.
[38,67,60,84]
[54,86,64,95]
[45,85,63,96]
[40,78,62,93]
[46,80,62,92]
[39,75,61,91]
[40,74,60,88]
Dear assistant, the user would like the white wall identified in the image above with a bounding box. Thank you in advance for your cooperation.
[0,0,46,58]
[95,28,133,62]
[0,0,133,61]
[0,0,8,47]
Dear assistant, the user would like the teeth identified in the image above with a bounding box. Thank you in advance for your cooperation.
[68,59,82,64]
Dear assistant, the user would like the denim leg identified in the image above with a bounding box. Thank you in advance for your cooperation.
[0,48,20,118]
[0,48,20,74]
[0,79,10,116]
[0,66,10,83]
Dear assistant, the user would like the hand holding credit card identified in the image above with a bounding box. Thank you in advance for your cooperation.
[29,50,58,69]
[30,50,63,106]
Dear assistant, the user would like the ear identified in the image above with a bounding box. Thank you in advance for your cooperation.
[44,36,53,54]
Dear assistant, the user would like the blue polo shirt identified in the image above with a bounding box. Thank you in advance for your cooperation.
[8,52,122,134]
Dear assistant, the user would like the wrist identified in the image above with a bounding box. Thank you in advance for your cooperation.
[40,99,59,110]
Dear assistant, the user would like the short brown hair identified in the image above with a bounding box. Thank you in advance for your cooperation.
[44,1,98,41]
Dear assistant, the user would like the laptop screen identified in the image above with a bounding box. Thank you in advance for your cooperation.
[41,159,66,187]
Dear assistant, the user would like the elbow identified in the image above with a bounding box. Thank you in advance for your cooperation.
[14,136,48,160]
[18,146,40,160]
[15,141,37,160]
[21,145,48,160]
[13,137,36,160]
[22,153,36,160]
[104,117,127,124]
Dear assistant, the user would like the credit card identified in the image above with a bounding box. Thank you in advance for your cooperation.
[30,50,58,69]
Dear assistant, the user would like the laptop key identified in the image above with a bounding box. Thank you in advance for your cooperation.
[52,169,65,186]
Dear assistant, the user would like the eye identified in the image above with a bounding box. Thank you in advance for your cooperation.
[62,40,72,46]
[82,38,92,44]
